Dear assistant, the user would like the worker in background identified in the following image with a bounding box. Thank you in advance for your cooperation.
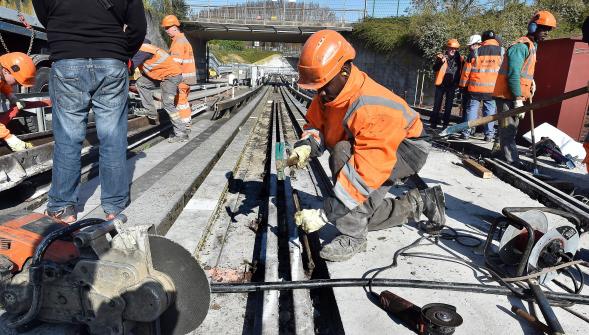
[132,39,187,142]
[459,31,502,141]
[493,11,556,168]
[459,34,481,131]
[33,0,146,223]
[290,30,446,262]
[0,52,35,152]
[161,15,197,133]
[582,16,588,173]
[430,39,463,130]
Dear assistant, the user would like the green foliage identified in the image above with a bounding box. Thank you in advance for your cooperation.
[353,0,588,61]
[143,0,188,20]
[209,40,246,51]
[209,41,278,64]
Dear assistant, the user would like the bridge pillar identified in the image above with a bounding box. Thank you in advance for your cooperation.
[187,36,208,83]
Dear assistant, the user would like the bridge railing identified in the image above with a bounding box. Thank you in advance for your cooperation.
[188,5,364,27]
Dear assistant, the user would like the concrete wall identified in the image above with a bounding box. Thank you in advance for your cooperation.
[145,10,166,49]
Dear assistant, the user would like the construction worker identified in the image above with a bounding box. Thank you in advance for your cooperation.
[459,35,481,130]
[430,39,463,129]
[161,15,197,133]
[493,11,556,168]
[0,52,35,152]
[132,39,188,142]
[459,31,502,141]
[290,30,446,262]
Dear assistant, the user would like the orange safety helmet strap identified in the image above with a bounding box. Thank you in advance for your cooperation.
[297,30,356,90]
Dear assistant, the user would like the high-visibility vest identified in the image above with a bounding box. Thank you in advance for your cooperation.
[434,54,463,86]
[459,39,503,95]
[139,44,182,81]
[301,65,423,210]
[170,33,197,85]
[493,36,536,100]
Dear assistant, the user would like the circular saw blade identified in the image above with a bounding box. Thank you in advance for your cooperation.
[499,210,548,265]
[528,225,579,284]
[148,235,210,335]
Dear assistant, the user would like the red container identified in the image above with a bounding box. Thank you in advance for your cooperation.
[519,38,589,142]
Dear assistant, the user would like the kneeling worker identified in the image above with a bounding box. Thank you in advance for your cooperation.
[290,30,446,262]
[0,52,35,152]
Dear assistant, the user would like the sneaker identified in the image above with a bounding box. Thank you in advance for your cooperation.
[168,133,189,143]
[319,235,367,262]
[45,205,77,224]
[185,122,192,134]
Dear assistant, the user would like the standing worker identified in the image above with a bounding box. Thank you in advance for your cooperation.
[493,11,556,168]
[459,34,481,131]
[161,15,197,133]
[430,39,463,129]
[132,40,187,142]
[459,31,502,141]
[290,30,446,262]
[33,0,147,223]
[0,53,35,152]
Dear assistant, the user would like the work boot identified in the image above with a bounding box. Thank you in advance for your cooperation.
[45,205,77,224]
[406,185,446,227]
[319,235,367,262]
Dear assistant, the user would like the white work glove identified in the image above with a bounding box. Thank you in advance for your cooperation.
[294,209,328,233]
[5,135,33,152]
[513,99,525,119]
[15,101,25,110]
[530,80,536,98]
[288,145,311,169]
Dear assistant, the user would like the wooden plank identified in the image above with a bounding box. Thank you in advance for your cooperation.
[462,158,493,179]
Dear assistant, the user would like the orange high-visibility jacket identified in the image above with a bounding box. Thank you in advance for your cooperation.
[169,33,197,85]
[139,44,182,81]
[459,39,503,97]
[434,54,464,86]
[0,81,14,139]
[493,36,536,100]
[301,65,423,210]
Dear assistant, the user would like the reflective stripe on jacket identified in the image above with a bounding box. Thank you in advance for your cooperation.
[302,65,423,210]
[170,33,197,85]
[139,43,182,81]
[459,39,503,98]
[493,36,536,100]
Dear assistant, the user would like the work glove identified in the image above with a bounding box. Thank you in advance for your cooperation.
[294,209,328,234]
[5,134,33,152]
[15,101,25,110]
[530,79,536,98]
[513,99,525,119]
[288,144,311,169]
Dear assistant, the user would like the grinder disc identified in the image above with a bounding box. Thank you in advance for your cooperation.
[498,210,548,265]
[148,235,210,335]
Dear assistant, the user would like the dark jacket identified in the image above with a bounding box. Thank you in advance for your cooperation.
[32,0,147,61]
[433,52,462,87]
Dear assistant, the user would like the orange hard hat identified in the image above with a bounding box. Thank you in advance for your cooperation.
[531,10,557,28]
[0,52,35,87]
[297,30,356,90]
[446,39,460,49]
[161,15,180,28]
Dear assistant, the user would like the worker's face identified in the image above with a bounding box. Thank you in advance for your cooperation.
[317,64,350,105]
[1,69,16,86]
[165,26,180,37]
[534,25,552,42]
[469,43,480,51]
[446,48,457,56]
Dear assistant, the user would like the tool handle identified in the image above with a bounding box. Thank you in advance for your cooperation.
[529,281,565,335]
[439,85,589,137]
[511,306,551,334]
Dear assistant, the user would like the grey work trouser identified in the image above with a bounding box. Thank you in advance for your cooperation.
[325,138,431,239]
[136,74,185,136]
[495,98,520,165]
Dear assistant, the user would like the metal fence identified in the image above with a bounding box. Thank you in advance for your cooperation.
[187,1,367,27]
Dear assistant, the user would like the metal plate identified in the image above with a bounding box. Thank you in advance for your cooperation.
[499,210,548,265]
[528,225,580,284]
[148,235,210,335]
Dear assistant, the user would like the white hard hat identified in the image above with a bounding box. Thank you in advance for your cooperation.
[467,34,482,46]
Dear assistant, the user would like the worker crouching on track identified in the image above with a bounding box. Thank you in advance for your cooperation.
[0,52,35,152]
[493,11,556,169]
[290,30,446,262]
[162,15,197,134]
[132,39,188,142]
[430,39,463,130]
[459,31,502,141]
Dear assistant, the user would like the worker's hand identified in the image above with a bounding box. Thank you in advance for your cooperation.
[530,80,536,98]
[5,135,33,152]
[513,99,525,119]
[289,145,311,169]
[294,209,328,233]
[15,101,25,110]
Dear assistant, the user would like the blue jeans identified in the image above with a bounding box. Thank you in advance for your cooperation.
[462,98,496,138]
[48,58,129,215]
